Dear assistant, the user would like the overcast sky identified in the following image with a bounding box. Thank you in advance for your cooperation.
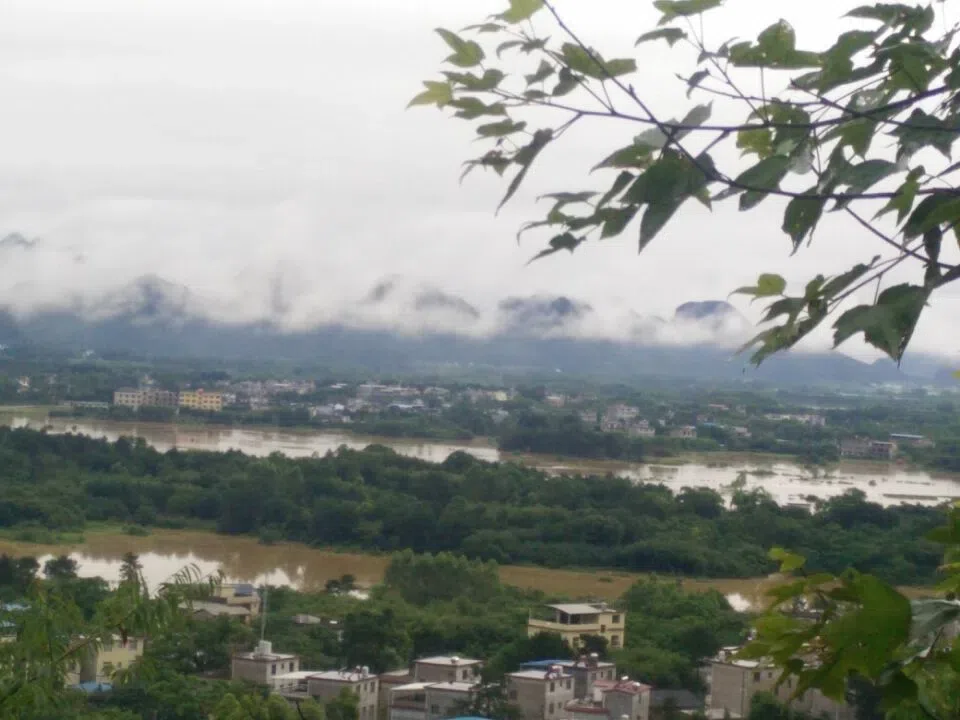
[1,0,957,360]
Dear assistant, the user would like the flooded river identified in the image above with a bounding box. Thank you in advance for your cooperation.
[0,529,774,609]
[4,412,959,508]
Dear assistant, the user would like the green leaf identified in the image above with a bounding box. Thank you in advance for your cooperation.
[498,0,545,23]
[498,129,553,212]
[528,232,582,263]
[603,58,638,78]
[597,171,635,207]
[477,119,528,137]
[903,192,959,239]
[729,20,821,69]
[769,547,806,573]
[496,40,523,57]
[783,193,826,250]
[408,81,454,108]
[837,159,898,194]
[600,206,639,238]
[737,128,773,158]
[526,60,555,86]
[435,28,485,68]
[893,109,960,160]
[636,28,687,47]
[875,169,921,224]
[593,143,656,171]
[560,43,636,80]
[820,261,875,300]
[735,155,789,190]
[552,67,580,97]
[685,69,710,97]
[733,273,787,299]
[443,69,506,91]
[449,97,508,119]
[639,202,681,250]
[833,284,930,361]
[653,0,723,23]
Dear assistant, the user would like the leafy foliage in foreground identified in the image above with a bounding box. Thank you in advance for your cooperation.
[414,0,960,364]
[0,427,947,584]
[745,504,960,720]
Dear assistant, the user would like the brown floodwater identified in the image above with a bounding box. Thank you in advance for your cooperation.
[0,529,778,610]
[4,412,960,508]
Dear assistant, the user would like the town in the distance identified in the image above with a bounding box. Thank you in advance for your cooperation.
[0,344,958,720]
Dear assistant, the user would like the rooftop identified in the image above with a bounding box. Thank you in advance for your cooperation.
[309,670,374,682]
[508,669,572,681]
[424,681,477,693]
[416,655,482,666]
[522,659,616,670]
[187,601,251,617]
[234,649,298,662]
[546,603,611,615]
[594,679,651,695]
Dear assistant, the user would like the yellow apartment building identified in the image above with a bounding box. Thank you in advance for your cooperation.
[178,389,223,412]
[527,603,626,650]
[65,635,145,686]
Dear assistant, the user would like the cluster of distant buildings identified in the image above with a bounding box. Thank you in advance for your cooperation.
[114,387,224,413]
[840,433,935,460]
[228,599,858,720]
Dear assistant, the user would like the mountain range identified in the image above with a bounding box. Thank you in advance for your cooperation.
[0,270,951,387]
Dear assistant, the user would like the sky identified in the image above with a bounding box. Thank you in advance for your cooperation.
[0,0,957,360]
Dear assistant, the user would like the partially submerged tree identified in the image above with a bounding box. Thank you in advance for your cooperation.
[412,0,960,365]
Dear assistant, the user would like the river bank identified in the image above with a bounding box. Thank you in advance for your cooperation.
[3,408,959,507]
[0,526,785,609]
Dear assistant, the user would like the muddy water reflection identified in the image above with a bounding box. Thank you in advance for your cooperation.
[0,530,779,608]
[5,413,958,507]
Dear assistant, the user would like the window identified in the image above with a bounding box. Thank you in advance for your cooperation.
[431,705,440,714]
[768,671,774,679]
[611,635,621,648]
[549,703,555,715]
[753,672,761,682]
[613,615,621,624]
[600,624,607,633]
[509,690,518,700]
[290,662,295,672]
[550,681,555,693]
[272,664,277,675]
[462,669,469,680]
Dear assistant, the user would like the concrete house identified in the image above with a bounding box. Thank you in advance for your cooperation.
[520,655,617,699]
[707,650,852,719]
[527,604,625,650]
[506,666,575,720]
[565,678,651,720]
[414,655,483,684]
[66,635,145,686]
[231,641,300,685]
[307,668,380,720]
[388,680,477,720]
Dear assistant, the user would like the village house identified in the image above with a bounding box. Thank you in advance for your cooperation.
[840,437,897,461]
[889,433,934,448]
[706,649,853,719]
[565,678,651,720]
[527,604,625,650]
[65,634,145,687]
[388,680,476,720]
[520,655,617,699]
[669,426,697,440]
[507,665,576,720]
[306,668,380,720]
[231,641,300,685]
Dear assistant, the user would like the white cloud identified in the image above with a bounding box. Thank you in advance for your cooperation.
[0,0,956,363]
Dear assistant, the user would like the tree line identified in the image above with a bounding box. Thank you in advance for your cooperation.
[0,427,947,585]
